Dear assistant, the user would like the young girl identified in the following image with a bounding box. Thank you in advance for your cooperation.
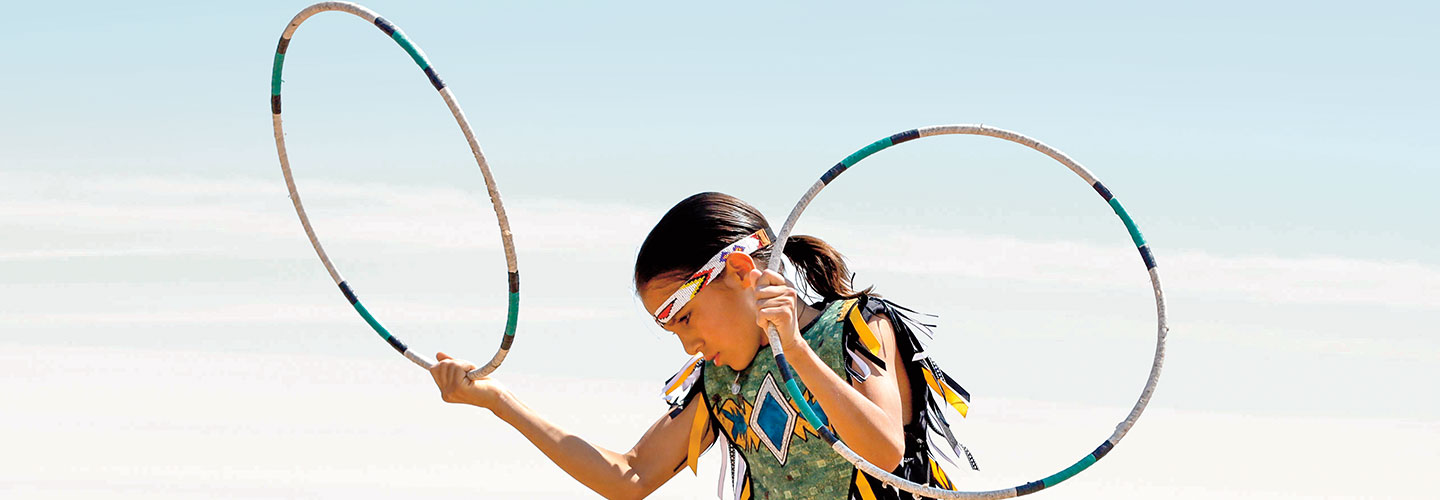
[429,192,972,499]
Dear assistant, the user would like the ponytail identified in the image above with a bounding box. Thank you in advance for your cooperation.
[782,234,873,302]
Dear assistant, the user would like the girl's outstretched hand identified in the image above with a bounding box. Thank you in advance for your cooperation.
[429,352,506,410]
[748,268,804,350]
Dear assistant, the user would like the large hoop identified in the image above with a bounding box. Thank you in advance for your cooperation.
[270,2,519,379]
[765,125,1168,498]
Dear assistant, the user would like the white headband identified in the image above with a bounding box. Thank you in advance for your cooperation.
[652,229,772,325]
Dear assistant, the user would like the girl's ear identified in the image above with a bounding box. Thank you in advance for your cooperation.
[725,253,757,288]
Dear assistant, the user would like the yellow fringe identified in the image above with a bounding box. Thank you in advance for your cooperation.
[854,472,880,500]
[929,458,954,490]
[685,396,709,474]
[922,365,969,418]
[845,301,883,359]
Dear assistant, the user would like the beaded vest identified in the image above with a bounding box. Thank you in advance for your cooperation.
[702,300,851,499]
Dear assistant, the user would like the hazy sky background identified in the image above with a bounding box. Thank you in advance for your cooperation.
[2,1,1436,498]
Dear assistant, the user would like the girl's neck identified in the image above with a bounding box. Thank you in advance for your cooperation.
[796,303,824,330]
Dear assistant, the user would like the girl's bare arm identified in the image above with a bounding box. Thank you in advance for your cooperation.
[430,353,714,500]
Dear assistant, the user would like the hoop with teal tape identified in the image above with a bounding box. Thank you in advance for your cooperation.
[270,2,519,380]
[765,125,1168,498]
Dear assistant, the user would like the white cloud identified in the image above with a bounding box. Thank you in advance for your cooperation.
[0,172,655,260]
[1169,251,1440,308]
[0,302,625,327]
[0,247,187,261]
[4,172,1436,311]
[804,219,1440,309]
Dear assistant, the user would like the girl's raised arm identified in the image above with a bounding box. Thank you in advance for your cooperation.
[746,270,909,472]
[430,352,714,500]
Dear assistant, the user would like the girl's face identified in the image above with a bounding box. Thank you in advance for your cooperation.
[639,259,767,371]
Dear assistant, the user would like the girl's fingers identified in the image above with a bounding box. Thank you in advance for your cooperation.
[758,308,793,321]
[756,307,797,333]
[756,290,796,309]
[428,352,484,405]
[757,311,782,328]
[760,305,794,317]
[448,357,477,372]
[744,268,762,289]
[433,353,478,373]
[754,286,793,300]
[752,268,799,339]
[755,270,785,287]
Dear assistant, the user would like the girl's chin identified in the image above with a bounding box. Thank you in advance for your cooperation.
[724,352,759,371]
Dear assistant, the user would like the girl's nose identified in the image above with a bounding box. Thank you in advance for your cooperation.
[677,331,703,356]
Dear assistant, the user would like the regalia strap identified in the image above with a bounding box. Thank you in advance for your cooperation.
[685,395,710,474]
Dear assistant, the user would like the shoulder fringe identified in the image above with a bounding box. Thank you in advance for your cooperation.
[846,296,980,472]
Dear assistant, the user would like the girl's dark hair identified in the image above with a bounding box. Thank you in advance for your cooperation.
[634,192,872,302]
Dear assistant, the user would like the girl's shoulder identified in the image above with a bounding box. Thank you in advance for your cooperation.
[827,294,905,332]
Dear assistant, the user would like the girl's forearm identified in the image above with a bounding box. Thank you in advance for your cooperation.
[781,337,904,470]
[490,389,648,500]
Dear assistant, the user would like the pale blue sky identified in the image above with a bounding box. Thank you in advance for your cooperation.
[2,1,1436,498]
[3,0,1436,258]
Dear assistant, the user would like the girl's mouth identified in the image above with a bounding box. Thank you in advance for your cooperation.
[706,351,721,362]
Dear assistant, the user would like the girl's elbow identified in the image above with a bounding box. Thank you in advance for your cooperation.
[867,435,906,473]
[611,461,659,500]
[875,450,904,474]
[604,480,649,500]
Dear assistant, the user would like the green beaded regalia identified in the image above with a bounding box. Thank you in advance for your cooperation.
[662,296,974,500]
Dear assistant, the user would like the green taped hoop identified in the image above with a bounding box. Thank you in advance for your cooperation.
[764,124,1168,499]
[270,2,521,380]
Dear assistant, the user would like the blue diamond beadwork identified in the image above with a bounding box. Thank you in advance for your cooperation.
[749,372,797,465]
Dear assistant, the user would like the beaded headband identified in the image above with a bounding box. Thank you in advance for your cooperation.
[652,228,772,325]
